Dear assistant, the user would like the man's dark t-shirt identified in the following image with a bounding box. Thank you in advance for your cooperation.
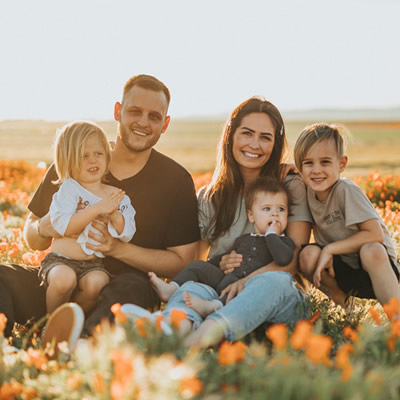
[28,149,200,275]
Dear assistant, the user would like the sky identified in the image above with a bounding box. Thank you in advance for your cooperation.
[1,0,399,121]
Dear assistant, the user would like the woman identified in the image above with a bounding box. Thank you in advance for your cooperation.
[158,96,312,347]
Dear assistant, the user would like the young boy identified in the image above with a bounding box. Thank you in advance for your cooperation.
[294,123,400,312]
[148,177,295,317]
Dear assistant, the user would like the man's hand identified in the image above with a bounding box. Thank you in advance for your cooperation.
[86,218,116,255]
[219,277,248,303]
[219,250,243,274]
[313,248,335,288]
[38,213,61,238]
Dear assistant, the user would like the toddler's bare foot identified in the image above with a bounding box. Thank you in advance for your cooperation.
[148,272,177,303]
[183,291,222,318]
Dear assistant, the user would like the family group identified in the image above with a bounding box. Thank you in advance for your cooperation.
[0,74,398,351]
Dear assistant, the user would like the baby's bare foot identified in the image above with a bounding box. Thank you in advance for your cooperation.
[183,291,222,318]
[148,272,177,303]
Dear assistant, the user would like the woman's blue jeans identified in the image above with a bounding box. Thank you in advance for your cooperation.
[163,271,308,342]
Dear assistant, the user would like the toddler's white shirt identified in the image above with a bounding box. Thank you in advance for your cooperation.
[50,179,136,258]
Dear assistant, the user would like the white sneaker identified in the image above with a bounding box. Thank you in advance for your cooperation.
[41,303,84,358]
[120,303,172,335]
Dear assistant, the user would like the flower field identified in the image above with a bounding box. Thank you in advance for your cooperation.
[1,161,400,399]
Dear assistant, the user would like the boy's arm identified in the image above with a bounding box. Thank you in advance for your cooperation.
[313,218,384,287]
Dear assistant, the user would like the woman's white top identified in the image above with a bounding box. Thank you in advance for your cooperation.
[50,178,136,258]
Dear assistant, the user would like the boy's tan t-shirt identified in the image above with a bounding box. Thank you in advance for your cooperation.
[307,178,399,273]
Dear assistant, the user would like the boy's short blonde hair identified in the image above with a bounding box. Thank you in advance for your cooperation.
[294,123,347,171]
[54,121,111,184]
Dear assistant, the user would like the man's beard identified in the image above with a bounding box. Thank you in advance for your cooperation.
[119,124,160,153]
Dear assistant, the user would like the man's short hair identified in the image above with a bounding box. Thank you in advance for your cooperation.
[122,74,171,107]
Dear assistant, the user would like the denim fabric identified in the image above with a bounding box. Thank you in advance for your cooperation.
[163,281,218,330]
[163,271,308,341]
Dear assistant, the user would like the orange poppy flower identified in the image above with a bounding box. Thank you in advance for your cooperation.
[383,298,399,321]
[170,309,187,328]
[179,376,203,397]
[368,306,382,324]
[335,343,354,369]
[110,303,127,324]
[391,319,400,338]
[290,320,312,350]
[110,350,134,399]
[343,326,359,343]
[309,312,320,324]
[66,373,82,390]
[305,334,333,365]
[25,348,48,370]
[93,372,107,394]
[0,382,23,398]
[218,340,248,365]
[266,323,288,350]
[387,335,395,352]
[155,314,163,332]
[134,318,148,337]
[0,313,7,336]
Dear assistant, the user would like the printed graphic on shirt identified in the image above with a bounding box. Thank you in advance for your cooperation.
[323,210,343,225]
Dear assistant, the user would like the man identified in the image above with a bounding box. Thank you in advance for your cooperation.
[0,74,200,338]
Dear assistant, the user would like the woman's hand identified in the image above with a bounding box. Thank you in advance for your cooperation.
[219,250,243,274]
[280,163,298,180]
[220,277,248,303]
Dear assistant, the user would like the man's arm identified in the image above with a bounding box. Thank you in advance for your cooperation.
[86,220,198,278]
[23,212,57,251]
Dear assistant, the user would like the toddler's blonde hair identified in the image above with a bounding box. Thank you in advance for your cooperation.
[53,121,111,184]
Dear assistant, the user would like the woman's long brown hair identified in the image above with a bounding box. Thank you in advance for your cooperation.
[203,97,288,242]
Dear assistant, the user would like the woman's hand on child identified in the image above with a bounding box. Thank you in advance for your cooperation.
[280,163,298,180]
[220,277,248,303]
[219,251,243,274]
[313,248,335,288]
[95,190,125,215]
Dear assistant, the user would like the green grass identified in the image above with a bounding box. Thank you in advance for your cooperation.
[1,119,400,176]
